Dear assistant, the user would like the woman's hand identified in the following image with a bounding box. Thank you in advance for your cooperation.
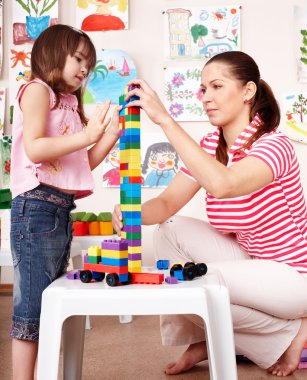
[125,79,172,126]
[105,105,122,138]
[84,101,111,145]
[112,204,123,236]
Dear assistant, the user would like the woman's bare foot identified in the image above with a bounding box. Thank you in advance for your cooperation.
[267,318,307,376]
[165,342,207,375]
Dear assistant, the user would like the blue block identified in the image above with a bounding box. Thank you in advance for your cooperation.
[124,218,142,226]
[122,211,141,219]
[173,270,184,281]
[102,257,128,266]
[120,135,140,143]
[119,273,129,282]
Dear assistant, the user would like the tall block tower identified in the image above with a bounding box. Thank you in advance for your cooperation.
[118,86,142,273]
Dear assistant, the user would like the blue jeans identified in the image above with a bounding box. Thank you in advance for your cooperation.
[10,185,76,341]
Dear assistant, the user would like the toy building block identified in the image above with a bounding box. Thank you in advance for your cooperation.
[88,221,100,235]
[156,260,170,270]
[170,262,207,281]
[71,212,86,221]
[81,212,97,222]
[131,272,164,285]
[66,270,81,280]
[72,221,89,236]
[165,276,178,284]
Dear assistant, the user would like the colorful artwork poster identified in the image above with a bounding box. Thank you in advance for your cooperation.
[12,0,58,45]
[164,66,206,122]
[0,136,12,188]
[281,93,307,144]
[9,45,32,124]
[77,0,129,32]
[163,5,241,60]
[102,132,180,188]
[84,49,136,104]
[0,0,3,76]
[0,87,5,135]
[294,6,307,83]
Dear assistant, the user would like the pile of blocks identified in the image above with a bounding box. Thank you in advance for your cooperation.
[72,212,114,236]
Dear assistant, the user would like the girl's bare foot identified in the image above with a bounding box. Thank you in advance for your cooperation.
[165,341,207,375]
[267,318,307,376]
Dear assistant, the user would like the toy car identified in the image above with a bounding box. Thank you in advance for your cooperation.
[170,262,207,281]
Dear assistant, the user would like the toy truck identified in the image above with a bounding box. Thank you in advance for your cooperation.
[170,262,207,281]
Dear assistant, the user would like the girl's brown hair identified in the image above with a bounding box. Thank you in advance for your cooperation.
[30,24,96,126]
[204,51,280,165]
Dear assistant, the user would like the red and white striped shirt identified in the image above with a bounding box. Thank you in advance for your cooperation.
[181,115,307,273]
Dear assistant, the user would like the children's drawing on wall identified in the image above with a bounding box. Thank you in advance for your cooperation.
[102,143,120,187]
[281,93,307,144]
[13,0,58,45]
[0,136,12,188]
[0,87,5,135]
[142,142,179,187]
[77,0,129,31]
[9,46,32,124]
[84,49,136,104]
[0,0,3,76]
[294,5,307,83]
[164,66,206,121]
[163,6,241,60]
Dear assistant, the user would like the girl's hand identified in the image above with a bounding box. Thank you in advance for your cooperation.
[112,204,123,236]
[105,105,122,138]
[125,79,172,126]
[84,101,111,145]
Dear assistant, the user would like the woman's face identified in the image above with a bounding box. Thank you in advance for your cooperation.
[200,62,247,129]
[149,151,176,171]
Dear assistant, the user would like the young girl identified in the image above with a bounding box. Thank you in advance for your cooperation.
[10,24,120,380]
[113,51,307,377]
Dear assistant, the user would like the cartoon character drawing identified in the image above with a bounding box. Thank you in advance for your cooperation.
[103,143,120,186]
[78,0,128,31]
[16,70,31,82]
[142,142,179,187]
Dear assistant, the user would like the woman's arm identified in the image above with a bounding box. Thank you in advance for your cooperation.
[22,83,111,163]
[112,172,201,233]
[125,79,273,199]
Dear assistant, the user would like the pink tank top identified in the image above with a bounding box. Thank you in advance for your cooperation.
[10,79,94,199]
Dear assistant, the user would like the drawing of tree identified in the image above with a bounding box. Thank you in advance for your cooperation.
[90,60,108,81]
[292,94,307,123]
[191,24,208,46]
[300,30,307,65]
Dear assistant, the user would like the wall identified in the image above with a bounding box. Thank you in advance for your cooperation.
[1,0,307,282]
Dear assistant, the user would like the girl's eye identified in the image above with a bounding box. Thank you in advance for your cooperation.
[75,56,82,62]
[214,85,222,89]
[201,88,206,94]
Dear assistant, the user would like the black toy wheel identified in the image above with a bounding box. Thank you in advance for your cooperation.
[184,262,195,268]
[170,264,183,277]
[183,265,197,280]
[106,273,119,287]
[80,270,92,283]
[92,271,105,282]
[196,263,207,276]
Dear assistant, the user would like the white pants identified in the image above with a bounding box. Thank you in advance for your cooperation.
[153,215,307,368]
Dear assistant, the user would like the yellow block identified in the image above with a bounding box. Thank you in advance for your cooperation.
[101,249,128,259]
[128,260,142,272]
[121,204,141,212]
[128,246,142,254]
[88,246,101,257]
[120,169,141,177]
[99,221,114,235]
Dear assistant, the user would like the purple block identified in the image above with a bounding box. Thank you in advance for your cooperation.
[66,270,80,280]
[128,240,142,247]
[128,253,142,260]
[165,276,178,284]
[101,239,128,250]
[122,225,141,233]
[298,362,307,369]
[84,254,88,263]
[119,130,125,137]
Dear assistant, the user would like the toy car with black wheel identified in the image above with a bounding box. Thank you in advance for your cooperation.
[170,262,207,281]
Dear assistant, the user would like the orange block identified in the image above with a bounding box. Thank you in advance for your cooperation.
[99,221,114,235]
[89,221,100,235]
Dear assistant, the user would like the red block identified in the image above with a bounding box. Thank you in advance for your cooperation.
[131,272,164,284]
[73,221,89,236]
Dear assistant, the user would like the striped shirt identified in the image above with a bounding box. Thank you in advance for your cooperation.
[181,115,307,273]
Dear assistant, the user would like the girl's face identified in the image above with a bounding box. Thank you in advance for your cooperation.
[149,151,176,171]
[62,40,89,92]
[200,62,248,130]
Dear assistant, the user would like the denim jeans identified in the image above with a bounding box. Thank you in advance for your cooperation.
[10,184,76,341]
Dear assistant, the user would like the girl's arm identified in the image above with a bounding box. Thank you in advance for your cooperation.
[112,172,201,233]
[88,105,121,171]
[22,83,111,163]
[125,79,273,199]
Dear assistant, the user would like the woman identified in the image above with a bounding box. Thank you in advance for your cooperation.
[113,51,307,377]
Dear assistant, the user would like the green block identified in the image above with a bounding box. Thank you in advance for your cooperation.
[0,189,12,203]
[81,212,97,222]
[71,212,86,221]
[88,256,101,264]
[97,212,112,221]
[125,114,140,122]
[124,142,140,150]
[122,197,141,204]
[119,94,125,103]
[0,201,11,209]
[126,232,142,240]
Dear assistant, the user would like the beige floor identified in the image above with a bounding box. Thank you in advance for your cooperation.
[1,293,307,380]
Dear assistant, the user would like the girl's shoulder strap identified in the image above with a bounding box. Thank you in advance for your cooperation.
[17,78,56,108]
